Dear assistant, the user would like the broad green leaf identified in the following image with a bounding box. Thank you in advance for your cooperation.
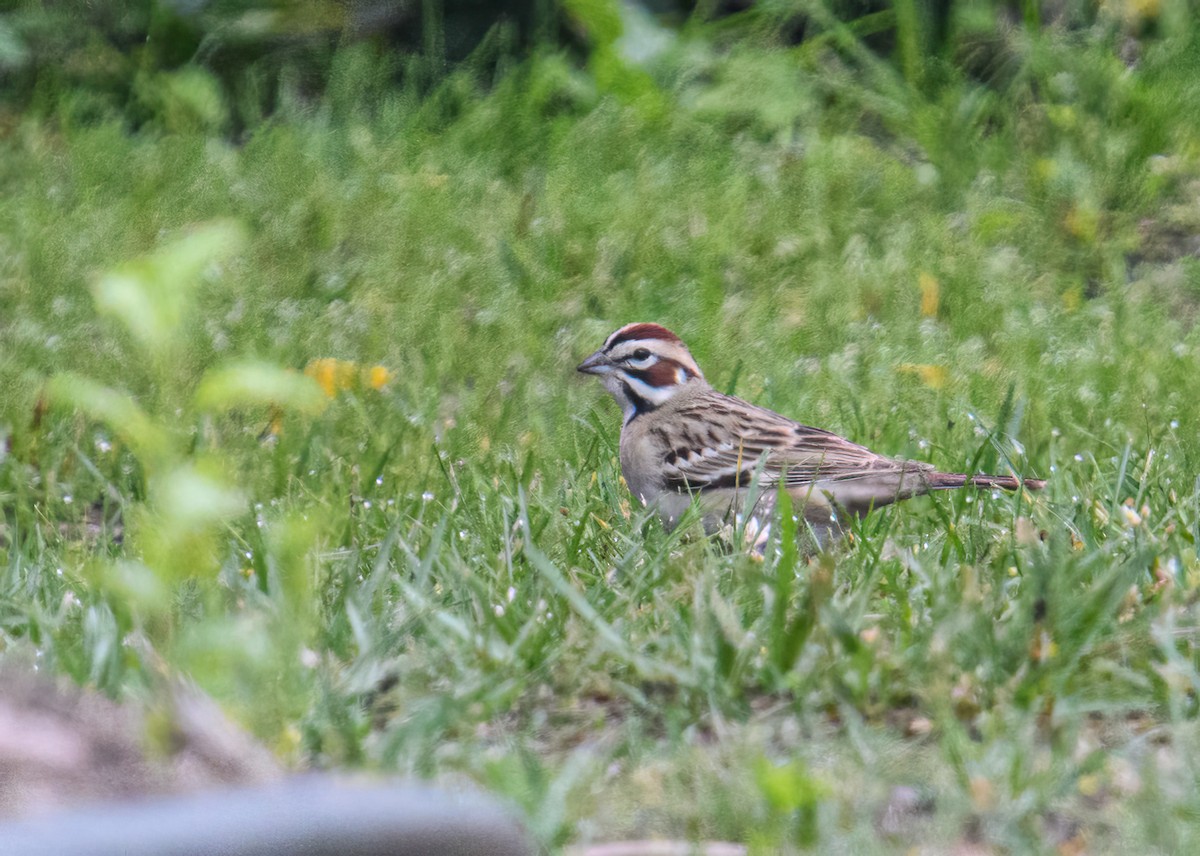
[152,463,246,530]
[105,559,171,613]
[194,361,328,414]
[47,373,170,467]
[92,220,246,352]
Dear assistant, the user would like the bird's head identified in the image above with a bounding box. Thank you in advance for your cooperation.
[577,323,705,423]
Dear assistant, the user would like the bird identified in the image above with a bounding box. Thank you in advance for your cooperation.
[577,322,1046,552]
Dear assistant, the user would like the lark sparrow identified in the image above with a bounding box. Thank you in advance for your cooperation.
[578,323,1045,551]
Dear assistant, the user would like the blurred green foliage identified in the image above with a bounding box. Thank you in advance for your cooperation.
[1,0,1179,132]
[0,0,551,131]
[2,0,1200,852]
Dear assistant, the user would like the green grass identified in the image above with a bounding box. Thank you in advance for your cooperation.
[3,13,1200,853]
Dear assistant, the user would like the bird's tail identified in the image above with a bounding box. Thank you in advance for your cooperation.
[929,472,1047,492]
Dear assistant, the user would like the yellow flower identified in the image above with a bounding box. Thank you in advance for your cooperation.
[304,358,388,396]
[896,363,949,389]
[305,358,351,396]
[918,272,940,317]
[366,365,391,390]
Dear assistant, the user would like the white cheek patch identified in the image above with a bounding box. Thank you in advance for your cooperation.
[622,373,676,407]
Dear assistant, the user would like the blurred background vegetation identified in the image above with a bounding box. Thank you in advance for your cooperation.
[3,0,1200,852]
[0,0,1178,134]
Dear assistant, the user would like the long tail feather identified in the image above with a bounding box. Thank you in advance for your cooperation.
[930,472,1047,491]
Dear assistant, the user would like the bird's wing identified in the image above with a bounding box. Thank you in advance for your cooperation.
[662,393,921,493]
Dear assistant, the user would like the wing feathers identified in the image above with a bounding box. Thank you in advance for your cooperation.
[657,390,1043,509]
[663,392,915,492]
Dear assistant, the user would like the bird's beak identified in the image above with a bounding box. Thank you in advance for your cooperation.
[576,349,612,375]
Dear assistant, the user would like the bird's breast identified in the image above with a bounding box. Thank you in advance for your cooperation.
[618,434,658,508]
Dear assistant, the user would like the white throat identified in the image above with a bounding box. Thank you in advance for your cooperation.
[603,371,678,425]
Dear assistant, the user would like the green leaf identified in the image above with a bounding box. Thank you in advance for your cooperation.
[47,373,171,468]
[92,220,246,353]
[755,757,828,813]
[562,0,623,46]
[193,361,328,414]
[104,559,171,614]
[152,463,246,530]
[136,67,229,134]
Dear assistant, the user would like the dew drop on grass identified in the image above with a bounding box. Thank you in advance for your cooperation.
[493,604,505,618]
[387,499,394,507]
[63,494,73,505]
[421,491,434,502]
[55,568,63,576]
[375,476,384,486]
[362,500,372,510]
[1170,420,1179,429]
[244,551,253,560]
[1074,454,1084,462]
[506,586,516,602]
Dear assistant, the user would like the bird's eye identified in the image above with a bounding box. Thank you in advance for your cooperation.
[632,348,651,361]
